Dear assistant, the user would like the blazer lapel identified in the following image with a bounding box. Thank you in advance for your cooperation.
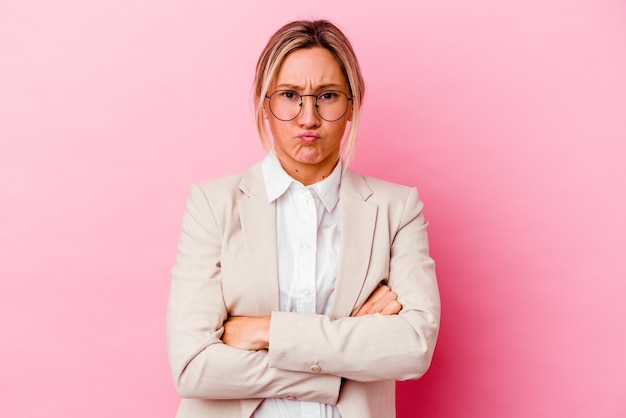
[237,164,280,313]
[330,169,378,319]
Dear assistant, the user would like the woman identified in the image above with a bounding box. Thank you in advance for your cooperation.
[167,19,440,418]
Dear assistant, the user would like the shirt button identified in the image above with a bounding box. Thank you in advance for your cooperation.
[310,364,321,373]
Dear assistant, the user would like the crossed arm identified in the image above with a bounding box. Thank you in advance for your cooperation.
[168,183,439,401]
[222,284,402,350]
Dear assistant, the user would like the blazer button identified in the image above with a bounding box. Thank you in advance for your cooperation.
[310,364,321,373]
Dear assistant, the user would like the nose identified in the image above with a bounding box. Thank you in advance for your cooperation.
[297,95,321,127]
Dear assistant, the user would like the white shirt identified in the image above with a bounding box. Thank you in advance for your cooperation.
[253,154,342,418]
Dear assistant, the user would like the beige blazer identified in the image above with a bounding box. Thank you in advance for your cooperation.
[167,161,440,418]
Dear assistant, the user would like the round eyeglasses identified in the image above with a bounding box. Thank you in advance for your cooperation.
[265,90,353,122]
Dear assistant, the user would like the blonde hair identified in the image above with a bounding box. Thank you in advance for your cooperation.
[253,20,365,166]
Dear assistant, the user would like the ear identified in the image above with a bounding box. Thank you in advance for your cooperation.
[262,106,269,119]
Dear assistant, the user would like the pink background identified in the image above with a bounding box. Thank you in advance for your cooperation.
[1,0,625,416]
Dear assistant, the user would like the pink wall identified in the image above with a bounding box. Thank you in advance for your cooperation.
[1,0,625,416]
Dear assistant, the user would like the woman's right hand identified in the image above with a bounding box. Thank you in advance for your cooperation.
[222,316,270,350]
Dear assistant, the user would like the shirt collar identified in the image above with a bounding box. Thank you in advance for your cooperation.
[262,153,293,203]
[261,152,341,212]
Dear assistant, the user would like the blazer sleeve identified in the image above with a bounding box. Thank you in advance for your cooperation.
[268,187,440,382]
[167,184,341,403]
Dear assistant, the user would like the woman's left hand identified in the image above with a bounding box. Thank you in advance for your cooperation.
[354,284,402,317]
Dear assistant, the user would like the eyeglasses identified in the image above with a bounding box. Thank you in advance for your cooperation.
[265,90,353,122]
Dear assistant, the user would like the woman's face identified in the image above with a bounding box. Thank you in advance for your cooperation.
[265,47,351,183]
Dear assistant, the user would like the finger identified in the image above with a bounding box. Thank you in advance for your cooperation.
[357,288,398,316]
[355,304,368,316]
[380,300,402,315]
[367,290,398,314]
[355,286,389,316]
[368,285,391,303]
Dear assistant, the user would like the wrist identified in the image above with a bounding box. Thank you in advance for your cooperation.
[257,316,270,349]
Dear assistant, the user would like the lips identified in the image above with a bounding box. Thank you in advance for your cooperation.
[298,131,320,143]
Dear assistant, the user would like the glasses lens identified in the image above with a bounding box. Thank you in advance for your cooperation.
[269,90,301,121]
[316,91,349,122]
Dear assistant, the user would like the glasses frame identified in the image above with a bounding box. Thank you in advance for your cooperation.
[265,90,353,122]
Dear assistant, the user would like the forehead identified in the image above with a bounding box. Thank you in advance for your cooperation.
[273,47,348,89]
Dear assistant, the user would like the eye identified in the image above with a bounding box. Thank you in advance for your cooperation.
[318,91,339,102]
[278,90,299,101]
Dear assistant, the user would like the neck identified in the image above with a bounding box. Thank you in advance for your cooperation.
[278,157,339,186]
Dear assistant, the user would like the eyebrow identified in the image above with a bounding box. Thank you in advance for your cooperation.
[274,83,345,91]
